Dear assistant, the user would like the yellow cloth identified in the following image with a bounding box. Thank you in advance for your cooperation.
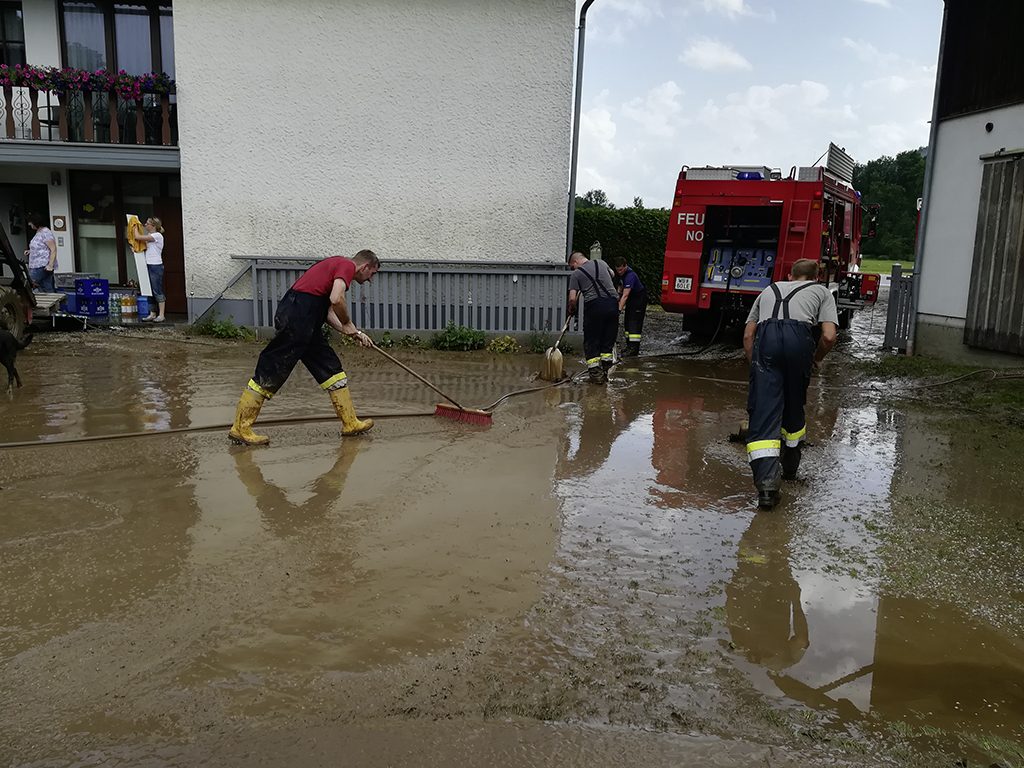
[126,214,147,254]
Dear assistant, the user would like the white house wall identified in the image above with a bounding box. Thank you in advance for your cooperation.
[21,0,61,67]
[172,0,574,301]
[918,102,1024,322]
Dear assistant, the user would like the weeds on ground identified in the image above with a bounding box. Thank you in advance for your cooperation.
[398,334,424,348]
[431,324,486,351]
[526,330,575,355]
[189,313,254,341]
[487,335,520,354]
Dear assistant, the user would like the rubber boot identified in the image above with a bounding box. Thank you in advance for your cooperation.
[601,358,614,372]
[588,367,607,385]
[620,341,640,358]
[329,386,374,436]
[229,388,270,446]
[782,444,802,481]
[756,463,782,510]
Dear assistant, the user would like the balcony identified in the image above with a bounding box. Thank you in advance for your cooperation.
[0,65,178,168]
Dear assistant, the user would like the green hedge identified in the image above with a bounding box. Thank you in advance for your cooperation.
[572,207,669,304]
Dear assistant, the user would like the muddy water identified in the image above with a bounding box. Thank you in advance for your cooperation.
[2,329,1024,766]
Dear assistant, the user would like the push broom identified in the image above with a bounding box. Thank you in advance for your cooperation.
[371,345,493,425]
[539,315,572,382]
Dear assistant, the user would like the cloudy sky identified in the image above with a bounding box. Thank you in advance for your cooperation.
[574,0,943,207]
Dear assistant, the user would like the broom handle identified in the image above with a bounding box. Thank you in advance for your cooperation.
[370,344,465,410]
[553,315,572,351]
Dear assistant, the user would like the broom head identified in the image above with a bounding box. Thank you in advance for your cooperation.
[435,402,493,426]
[540,346,564,382]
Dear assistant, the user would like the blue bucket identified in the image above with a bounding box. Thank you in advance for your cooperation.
[136,296,150,317]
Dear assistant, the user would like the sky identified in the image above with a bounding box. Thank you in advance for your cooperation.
[573,0,943,208]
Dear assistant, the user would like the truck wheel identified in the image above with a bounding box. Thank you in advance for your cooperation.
[0,286,27,338]
[838,308,853,330]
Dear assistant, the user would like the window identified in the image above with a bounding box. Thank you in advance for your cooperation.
[0,2,25,67]
[60,1,174,76]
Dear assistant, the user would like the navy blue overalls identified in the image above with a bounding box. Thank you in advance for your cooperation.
[745,282,818,492]
[577,261,619,370]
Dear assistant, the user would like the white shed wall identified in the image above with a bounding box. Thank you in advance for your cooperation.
[172,0,574,299]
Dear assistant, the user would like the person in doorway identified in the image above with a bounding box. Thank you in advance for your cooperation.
[136,217,166,322]
[24,214,57,293]
[567,251,619,384]
[613,256,647,357]
[229,249,380,446]
[743,258,838,510]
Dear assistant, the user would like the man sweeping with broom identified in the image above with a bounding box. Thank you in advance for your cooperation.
[229,250,380,446]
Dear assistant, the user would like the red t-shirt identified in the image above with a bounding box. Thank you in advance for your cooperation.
[291,256,356,297]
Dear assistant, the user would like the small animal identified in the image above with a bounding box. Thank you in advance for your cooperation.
[0,329,32,392]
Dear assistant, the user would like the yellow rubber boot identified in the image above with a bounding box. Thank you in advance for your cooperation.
[229,388,270,446]
[329,387,374,436]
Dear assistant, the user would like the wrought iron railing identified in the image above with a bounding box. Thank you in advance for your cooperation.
[0,86,177,146]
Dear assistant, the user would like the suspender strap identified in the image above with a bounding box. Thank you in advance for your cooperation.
[578,261,614,298]
[771,281,817,321]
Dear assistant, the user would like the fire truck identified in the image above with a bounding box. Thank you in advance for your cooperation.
[661,144,880,332]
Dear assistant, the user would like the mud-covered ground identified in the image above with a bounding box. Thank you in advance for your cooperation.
[2,301,1023,768]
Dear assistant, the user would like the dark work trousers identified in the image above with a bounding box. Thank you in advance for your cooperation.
[745,319,815,491]
[624,291,647,346]
[583,296,620,368]
[248,290,348,398]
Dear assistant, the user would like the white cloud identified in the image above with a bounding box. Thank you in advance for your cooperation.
[857,0,892,7]
[681,38,752,71]
[697,0,754,19]
[621,81,685,137]
[841,37,903,69]
[585,0,664,44]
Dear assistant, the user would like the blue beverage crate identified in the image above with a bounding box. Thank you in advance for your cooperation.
[76,278,109,297]
[63,292,81,314]
[80,296,108,316]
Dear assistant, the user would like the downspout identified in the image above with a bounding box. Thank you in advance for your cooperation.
[906,0,949,355]
[565,0,597,263]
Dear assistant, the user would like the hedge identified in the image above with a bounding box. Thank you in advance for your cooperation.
[572,207,670,304]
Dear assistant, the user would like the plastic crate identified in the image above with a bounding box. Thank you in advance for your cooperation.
[62,292,82,314]
[56,272,100,290]
[76,278,110,297]
[80,296,109,316]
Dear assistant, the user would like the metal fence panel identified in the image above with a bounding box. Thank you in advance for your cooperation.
[884,265,915,352]
[243,258,574,335]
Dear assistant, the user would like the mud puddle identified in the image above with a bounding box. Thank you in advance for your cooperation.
[2,329,1023,766]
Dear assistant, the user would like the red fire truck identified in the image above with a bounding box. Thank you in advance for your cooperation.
[661,144,880,332]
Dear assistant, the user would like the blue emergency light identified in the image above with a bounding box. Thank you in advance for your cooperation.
[737,171,763,180]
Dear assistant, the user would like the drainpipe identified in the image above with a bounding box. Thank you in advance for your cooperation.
[565,0,597,263]
[906,0,949,355]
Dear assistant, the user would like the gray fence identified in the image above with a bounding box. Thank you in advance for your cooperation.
[219,257,575,334]
[883,264,915,353]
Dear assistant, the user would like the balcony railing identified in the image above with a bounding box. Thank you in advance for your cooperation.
[0,85,177,146]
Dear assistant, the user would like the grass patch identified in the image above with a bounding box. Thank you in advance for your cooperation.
[188,313,254,341]
[430,324,486,351]
[856,354,1024,422]
[859,258,914,276]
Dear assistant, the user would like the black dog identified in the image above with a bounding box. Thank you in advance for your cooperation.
[0,329,32,392]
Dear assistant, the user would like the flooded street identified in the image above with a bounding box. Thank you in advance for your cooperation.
[2,313,1023,767]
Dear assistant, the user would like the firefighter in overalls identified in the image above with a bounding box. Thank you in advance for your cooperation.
[613,256,647,357]
[743,258,839,509]
[567,251,619,384]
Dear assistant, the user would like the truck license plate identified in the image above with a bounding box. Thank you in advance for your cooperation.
[675,277,692,292]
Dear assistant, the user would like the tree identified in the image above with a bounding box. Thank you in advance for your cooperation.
[579,189,615,209]
[852,149,926,259]
[633,196,644,209]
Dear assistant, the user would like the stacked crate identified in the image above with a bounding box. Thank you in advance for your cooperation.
[73,278,110,316]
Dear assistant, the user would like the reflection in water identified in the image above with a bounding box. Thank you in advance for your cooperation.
[233,441,361,538]
[726,513,809,673]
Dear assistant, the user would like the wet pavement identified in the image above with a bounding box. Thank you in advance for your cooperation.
[2,307,1023,767]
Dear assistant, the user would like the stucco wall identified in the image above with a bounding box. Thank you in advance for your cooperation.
[22,0,61,67]
[173,0,574,299]
[917,102,1024,321]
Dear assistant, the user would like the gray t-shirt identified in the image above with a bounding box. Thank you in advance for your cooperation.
[746,281,839,326]
[568,259,617,303]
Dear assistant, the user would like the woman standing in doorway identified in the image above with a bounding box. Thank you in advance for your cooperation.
[24,213,57,293]
[138,217,166,322]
